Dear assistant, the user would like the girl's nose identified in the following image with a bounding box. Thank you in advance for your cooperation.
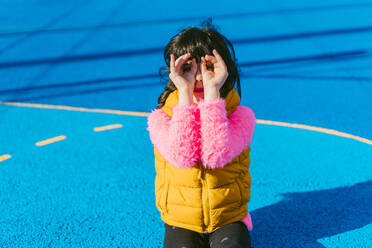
[195,64,202,81]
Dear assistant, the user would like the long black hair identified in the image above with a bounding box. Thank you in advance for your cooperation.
[156,18,241,109]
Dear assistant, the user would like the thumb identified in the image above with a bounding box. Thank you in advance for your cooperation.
[190,58,197,75]
[200,56,208,75]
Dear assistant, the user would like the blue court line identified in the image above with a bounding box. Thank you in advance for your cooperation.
[26,0,129,87]
[0,1,87,55]
[0,47,368,69]
[1,2,372,36]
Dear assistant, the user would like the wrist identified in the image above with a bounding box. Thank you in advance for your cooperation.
[178,88,194,106]
[178,86,194,94]
[203,86,220,101]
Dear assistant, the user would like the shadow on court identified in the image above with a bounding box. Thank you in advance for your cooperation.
[251,180,372,247]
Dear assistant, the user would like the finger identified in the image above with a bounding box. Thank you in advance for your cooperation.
[204,54,217,64]
[190,58,197,75]
[200,56,208,74]
[212,49,227,69]
[175,53,191,72]
[169,54,175,73]
[212,49,224,63]
[186,60,193,65]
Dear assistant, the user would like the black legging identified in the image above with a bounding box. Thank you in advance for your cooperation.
[163,221,252,248]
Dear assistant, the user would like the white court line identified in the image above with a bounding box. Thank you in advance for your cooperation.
[0,101,371,145]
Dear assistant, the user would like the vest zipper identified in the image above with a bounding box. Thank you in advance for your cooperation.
[200,163,210,233]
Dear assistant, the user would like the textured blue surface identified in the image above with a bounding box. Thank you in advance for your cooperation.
[0,0,371,247]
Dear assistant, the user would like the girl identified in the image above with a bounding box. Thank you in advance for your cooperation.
[147,20,256,248]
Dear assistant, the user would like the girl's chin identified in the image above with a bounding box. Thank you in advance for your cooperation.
[193,92,204,103]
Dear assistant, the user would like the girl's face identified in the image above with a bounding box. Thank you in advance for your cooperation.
[192,62,204,103]
[183,58,214,103]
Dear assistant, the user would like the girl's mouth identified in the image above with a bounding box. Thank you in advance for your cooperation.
[194,87,204,93]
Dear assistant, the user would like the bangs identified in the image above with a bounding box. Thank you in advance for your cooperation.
[171,30,214,64]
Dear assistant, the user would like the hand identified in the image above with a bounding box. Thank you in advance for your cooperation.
[201,49,228,91]
[169,53,197,92]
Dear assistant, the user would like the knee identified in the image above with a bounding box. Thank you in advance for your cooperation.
[213,235,252,248]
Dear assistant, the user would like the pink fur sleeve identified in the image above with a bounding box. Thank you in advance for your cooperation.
[146,104,201,169]
[198,98,256,169]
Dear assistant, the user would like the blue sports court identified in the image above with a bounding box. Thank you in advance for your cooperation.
[0,1,371,247]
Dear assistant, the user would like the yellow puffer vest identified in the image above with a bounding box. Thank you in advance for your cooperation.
[154,87,252,234]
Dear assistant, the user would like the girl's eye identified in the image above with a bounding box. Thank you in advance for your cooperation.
[182,64,191,72]
[206,62,214,71]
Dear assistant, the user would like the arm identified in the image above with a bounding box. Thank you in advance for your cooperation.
[147,104,201,169]
[198,98,256,169]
